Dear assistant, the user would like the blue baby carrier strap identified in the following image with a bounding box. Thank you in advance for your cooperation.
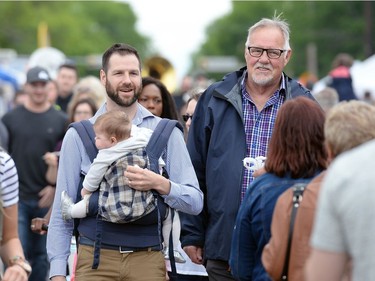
[146,118,182,174]
[69,120,98,162]
[146,118,182,280]
[71,118,183,270]
[68,120,99,250]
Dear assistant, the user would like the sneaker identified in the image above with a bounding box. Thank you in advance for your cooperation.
[163,247,186,263]
[61,190,74,221]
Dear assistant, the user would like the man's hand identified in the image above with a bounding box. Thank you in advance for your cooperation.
[124,165,171,195]
[183,246,204,265]
[38,185,55,208]
[31,217,48,235]
[253,167,266,178]
[43,152,59,167]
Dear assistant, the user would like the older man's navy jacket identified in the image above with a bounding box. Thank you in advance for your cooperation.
[180,67,315,264]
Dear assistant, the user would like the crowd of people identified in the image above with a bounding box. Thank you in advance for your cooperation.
[0,13,373,281]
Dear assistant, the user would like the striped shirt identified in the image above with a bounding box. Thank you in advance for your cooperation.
[0,150,19,207]
[241,73,285,200]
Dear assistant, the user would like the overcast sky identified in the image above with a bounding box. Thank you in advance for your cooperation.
[124,0,232,82]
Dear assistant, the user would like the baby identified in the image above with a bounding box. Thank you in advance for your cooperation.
[61,110,185,263]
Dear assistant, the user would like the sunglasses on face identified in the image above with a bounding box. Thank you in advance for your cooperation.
[182,114,193,122]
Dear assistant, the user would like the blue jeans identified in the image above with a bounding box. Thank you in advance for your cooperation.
[18,199,50,281]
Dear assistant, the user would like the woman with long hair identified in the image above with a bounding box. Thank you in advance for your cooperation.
[230,96,327,281]
[139,77,179,120]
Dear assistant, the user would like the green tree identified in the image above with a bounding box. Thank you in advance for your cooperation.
[193,1,374,80]
[0,1,151,61]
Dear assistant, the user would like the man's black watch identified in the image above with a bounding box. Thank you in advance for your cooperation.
[9,256,32,277]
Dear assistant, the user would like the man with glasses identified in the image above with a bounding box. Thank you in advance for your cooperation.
[180,14,316,280]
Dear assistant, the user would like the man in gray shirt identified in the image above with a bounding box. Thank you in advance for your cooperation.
[306,139,375,281]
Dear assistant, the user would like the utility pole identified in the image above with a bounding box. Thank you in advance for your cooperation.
[364,1,373,58]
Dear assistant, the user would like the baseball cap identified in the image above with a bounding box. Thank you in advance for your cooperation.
[26,66,50,84]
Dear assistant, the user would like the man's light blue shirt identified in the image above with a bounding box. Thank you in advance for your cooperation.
[47,103,203,279]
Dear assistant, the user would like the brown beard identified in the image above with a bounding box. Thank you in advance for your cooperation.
[106,81,140,107]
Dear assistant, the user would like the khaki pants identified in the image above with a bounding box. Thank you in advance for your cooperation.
[75,244,166,281]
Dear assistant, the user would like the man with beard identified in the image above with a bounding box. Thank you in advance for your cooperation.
[180,14,316,280]
[46,43,203,281]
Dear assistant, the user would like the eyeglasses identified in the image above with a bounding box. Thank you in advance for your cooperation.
[182,114,193,122]
[247,47,286,59]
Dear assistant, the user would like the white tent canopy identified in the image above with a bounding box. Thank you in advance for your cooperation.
[351,54,375,100]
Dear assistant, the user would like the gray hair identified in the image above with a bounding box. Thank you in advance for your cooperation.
[246,12,291,54]
[314,87,339,113]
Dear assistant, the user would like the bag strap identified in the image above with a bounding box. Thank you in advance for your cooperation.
[281,183,306,280]
[146,118,182,280]
[68,120,99,250]
[168,208,177,280]
[69,120,98,162]
[146,118,183,174]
